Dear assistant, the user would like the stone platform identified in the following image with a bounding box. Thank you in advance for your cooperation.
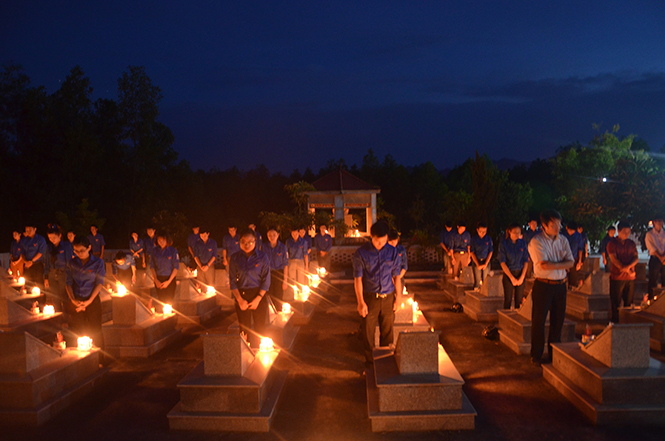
[0,298,63,341]
[464,274,504,322]
[102,294,181,358]
[375,295,431,346]
[366,331,476,432]
[619,296,665,351]
[174,279,222,326]
[544,323,665,425]
[168,333,287,432]
[229,299,300,351]
[443,267,474,305]
[498,292,576,355]
[566,272,610,321]
[0,332,107,425]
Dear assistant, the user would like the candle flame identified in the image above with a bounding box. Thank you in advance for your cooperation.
[116,283,127,296]
[163,304,173,315]
[18,277,25,285]
[259,337,274,353]
[43,305,55,315]
[31,286,41,295]
[77,336,93,351]
[207,286,215,295]
[282,303,291,314]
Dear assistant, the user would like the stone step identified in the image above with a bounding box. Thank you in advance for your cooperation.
[175,294,222,325]
[619,308,665,352]
[464,291,504,322]
[103,314,179,347]
[497,310,576,355]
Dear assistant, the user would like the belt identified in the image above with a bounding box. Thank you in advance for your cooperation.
[455,251,466,254]
[535,278,567,285]
[369,292,393,299]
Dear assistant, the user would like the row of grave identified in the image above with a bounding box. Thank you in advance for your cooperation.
[439,256,665,425]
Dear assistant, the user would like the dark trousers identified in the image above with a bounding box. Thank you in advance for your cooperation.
[363,292,395,362]
[502,269,525,309]
[610,279,635,322]
[234,287,269,346]
[66,295,103,349]
[317,251,331,271]
[267,270,285,310]
[24,260,44,285]
[648,256,665,299]
[155,275,177,311]
[531,280,567,361]
[46,268,67,313]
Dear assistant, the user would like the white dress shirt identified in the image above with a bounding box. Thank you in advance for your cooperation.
[645,228,665,257]
[528,231,574,280]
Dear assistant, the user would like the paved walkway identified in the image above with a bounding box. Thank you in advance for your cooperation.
[3,283,664,440]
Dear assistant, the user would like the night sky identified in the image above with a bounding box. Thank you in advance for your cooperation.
[3,1,665,173]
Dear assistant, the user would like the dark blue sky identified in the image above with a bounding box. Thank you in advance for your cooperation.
[3,1,665,172]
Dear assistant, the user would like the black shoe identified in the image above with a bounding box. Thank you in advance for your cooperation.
[530,357,542,367]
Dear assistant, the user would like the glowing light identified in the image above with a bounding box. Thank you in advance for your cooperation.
[261,353,272,365]
[31,286,41,296]
[259,337,274,353]
[317,267,328,278]
[31,301,40,314]
[163,304,173,315]
[8,269,12,275]
[192,269,198,277]
[77,336,93,351]
[602,177,608,183]
[300,285,310,302]
[151,307,156,314]
[207,286,215,295]
[282,303,292,314]
[403,286,408,295]
[412,301,419,323]
[116,283,127,296]
[57,341,67,350]
[18,277,25,286]
[43,305,55,315]
[353,229,360,238]
[308,274,321,288]
[408,297,414,305]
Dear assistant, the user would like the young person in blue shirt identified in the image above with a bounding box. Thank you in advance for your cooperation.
[263,226,289,310]
[10,231,24,277]
[87,225,105,259]
[143,227,156,268]
[314,224,333,272]
[451,222,471,281]
[44,225,74,313]
[563,221,584,288]
[22,224,48,285]
[299,227,313,264]
[187,226,201,261]
[498,223,529,309]
[229,228,271,347]
[66,235,106,350]
[470,222,494,290]
[249,224,263,251]
[577,224,589,261]
[222,224,240,268]
[129,231,145,270]
[388,229,408,283]
[353,220,402,364]
[599,226,616,273]
[286,226,309,287]
[194,227,217,289]
[151,231,179,312]
[439,221,454,275]
[112,250,136,289]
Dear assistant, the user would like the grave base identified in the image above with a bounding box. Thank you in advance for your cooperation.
[497,309,576,355]
[463,290,504,322]
[619,307,665,352]
[175,293,221,326]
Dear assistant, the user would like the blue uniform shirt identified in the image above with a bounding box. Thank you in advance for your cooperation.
[303,234,312,254]
[10,239,23,260]
[498,238,529,271]
[564,231,583,258]
[254,232,263,251]
[223,234,241,258]
[23,234,47,261]
[229,250,271,292]
[599,234,613,258]
[396,244,408,273]
[45,240,74,277]
[439,228,454,250]
[67,255,106,300]
[353,242,401,294]
[471,235,494,260]
[143,235,156,257]
[112,253,135,274]
[188,233,201,252]
[286,236,307,260]
[151,246,180,277]
[194,238,218,266]
[314,233,333,252]
[523,228,539,244]
[451,231,471,253]
[130,237,144,258]
[87,233,105,254]
[263,241,289,270]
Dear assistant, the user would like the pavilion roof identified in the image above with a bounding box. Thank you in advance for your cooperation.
[310,169,379,193]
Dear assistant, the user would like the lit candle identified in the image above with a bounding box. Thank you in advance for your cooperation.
[77,336,93,351]
[282,303,292,314]
[192,269,197,277]
[31,286,40,296]
[116,283,127,296]
[259,337,274,353]
[301,285,310,302]
[31,301,40,314]
[18,277,26,286]
[412,301,419,322]
[207,286,215,295]
[43,305,55,315]
[163,304,173,315]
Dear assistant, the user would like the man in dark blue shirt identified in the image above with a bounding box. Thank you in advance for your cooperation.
[439,221,454,275]
[470,222,494,290]
[599,225,616,273]
[314,224,333,271]
[451,222,471,281]
[22,224,48,285]
[187,226,201,260]
[263,226,289,310]
[286,227,309,287]
[229,229,271,346]
[10,231,24,277]
[563,221,584,287]
[353,220,402,364]
[194,228,217,289]
[222,224,240,267]
[87,225,105,259]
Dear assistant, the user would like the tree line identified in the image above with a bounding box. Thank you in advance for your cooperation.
[2,63,663,255]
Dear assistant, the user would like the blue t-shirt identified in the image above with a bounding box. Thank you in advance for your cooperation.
[263,241,289,271]
[112,253,135,274]
[143,235,156,257]
[87,233,105,254]
[194,238,218,266]
[151,246,180,277]
[286,236,307,261]
[22,234,47,261]
[396,244,408,273]
[439,228,454,249]
[564,231,583,258]
[471,234,494,260]
[229,250,271,292]
[498,238,529,271]
[314,233,333,252]
[188,233,202,252]
[352,242,401,294]
[130,237,144,257]
[10,239,23,260]
[45,240,74,277]
[223,234,241,258]
[451,231,471,253]
[67,255,106,300]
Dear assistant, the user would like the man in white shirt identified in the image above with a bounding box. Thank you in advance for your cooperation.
[527,209,574,367]
[645,216,665,300]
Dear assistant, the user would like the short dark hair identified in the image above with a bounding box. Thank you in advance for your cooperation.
[319,223,328,229]
[506,223,521,238]
[540,209,562,226]
[617,221,631,231]
[199,227,210,234]
[47,224,62,235]
[90,224,98,229]
[155,230,171,242]
[607,225,616,231]
[457,222,466,228]
[566,221,577,231]
[388,229,400,241]
[25,222,37,228]
[477,221,487,229]
[72,235,90,248]
[115,251,127,261]
[239,228,256,240]
[267,225,279,233]
[445,221,453,228]
[654,215,664,222]
[370,220,390,238]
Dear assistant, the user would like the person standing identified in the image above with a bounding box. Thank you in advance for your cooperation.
[263,226,289,311]
[439,221,454,275]
[194,228,217,289]
[563,222,583,288]
[314,224,333,272]
[187,226,201,260]
[129,232,145,270]
[286,227,309,286]
[607,221,638,323]
[87,225,105,259]
[524,218,540,278]
[22,224,47,285]
[9,231,24,277]
[222,224,240,268]
[470,222,493,290]
[577,224,589,261]
[66,235,105,350]
[353,221,402,364]
[498,223,529,309]
[528,209,574,367]
[143,227,157,269]
[388,229,408,286]
[451,222,471,281]
[45,225,74,313]
[249,224,263,251]
[229,229,271,346]
[599,226,616,273]
[299,227,313,268]
[645,216,665,300]
[151,231,179,312]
